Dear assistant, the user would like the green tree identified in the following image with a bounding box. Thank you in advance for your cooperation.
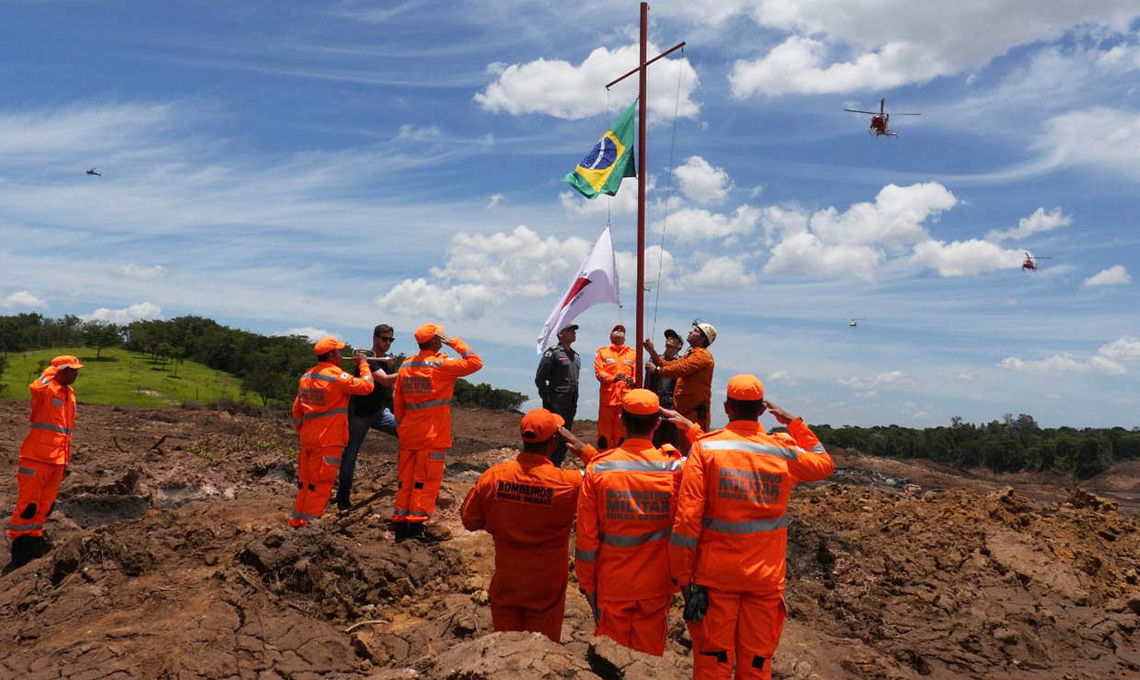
[81,321,121,359]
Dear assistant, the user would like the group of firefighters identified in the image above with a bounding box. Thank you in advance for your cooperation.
[7,318,833,680]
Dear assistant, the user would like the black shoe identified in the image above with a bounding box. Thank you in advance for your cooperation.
[404,523,442,544]
[393,521,409,543]
[9,535,36,569]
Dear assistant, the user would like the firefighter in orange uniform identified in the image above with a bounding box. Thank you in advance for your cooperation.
[594,323,636,448]
[7,356,84,569]
[392,323,483,542]
[290,338,375,528]
[575,389,683,655]
[645,322,716,449]
[668,375,834,680]
[460,409,597,642]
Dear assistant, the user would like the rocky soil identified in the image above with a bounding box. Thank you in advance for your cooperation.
[0,402,1137,680]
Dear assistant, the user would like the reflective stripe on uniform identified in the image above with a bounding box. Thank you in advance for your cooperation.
[429,452,446,461]
[404,398,452,410]
[292,511,320,520]
[623,360,634,365]
[303,407,348,421]
[603,358,615,364]
[51,399,64,408]
[292,418,303,426]
[17,466,37,477]
[7,523,43,531]
[30,422,72,435]
[322,457,341,465]
[393,507,409,516]
[592,459,682,473]
[810,443,827,454]
[406,360,442,368]
[575,548,598,561]
[699,439,799,461]
[701,514,789,534]
[600,528,671,548]
[670,532,698,548]
[301,372,338,383]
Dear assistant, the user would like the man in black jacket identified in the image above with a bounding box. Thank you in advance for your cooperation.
[337,324,399,512]
[534,324,581,466]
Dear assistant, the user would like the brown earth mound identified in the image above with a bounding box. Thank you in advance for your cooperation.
[0,403,1137,680]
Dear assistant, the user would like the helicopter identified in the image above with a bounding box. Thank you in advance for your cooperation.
[843,98,921,137]
[848,318,864,328]
[86,168,102,176]
[1021,252,1052,272]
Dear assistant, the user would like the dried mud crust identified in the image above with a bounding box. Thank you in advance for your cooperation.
[0,402,1135,679]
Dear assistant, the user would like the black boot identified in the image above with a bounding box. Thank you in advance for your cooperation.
[9,535,35,569]
[406,523,443,545]
[392,521,409,543]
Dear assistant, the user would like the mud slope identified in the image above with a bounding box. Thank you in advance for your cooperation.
[0,403,1136,680]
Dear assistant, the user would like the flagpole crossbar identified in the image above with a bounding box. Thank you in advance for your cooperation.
[604,42,686,90]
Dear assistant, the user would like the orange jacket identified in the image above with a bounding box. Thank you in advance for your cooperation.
[594,344,636,406]
[19,367,77,465]
[669,419,833,594]
[291,360,374,448]
[657,347,714,419]
[393,338,483,450]
[575,439,683,602]
[460,446,597,609]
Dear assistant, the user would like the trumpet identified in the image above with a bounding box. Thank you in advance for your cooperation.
[342,351,395,364]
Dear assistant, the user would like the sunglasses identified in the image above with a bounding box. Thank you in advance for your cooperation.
[376,336,395,342]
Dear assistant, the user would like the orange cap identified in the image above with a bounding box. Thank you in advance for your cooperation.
[51,355,85,370]
[314,337,346,355]
[726,374,764,401]
[519,408,564,442]
[622,388,660,415]
[414,323,442,344]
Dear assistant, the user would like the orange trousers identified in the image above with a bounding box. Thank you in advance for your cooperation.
[597,405,625,447]
[392,448,445,523]
[491,590,568,643]
[7,459,65,541]
[688,589,786,680]
[595,595,671,656]
[290,445,341,527]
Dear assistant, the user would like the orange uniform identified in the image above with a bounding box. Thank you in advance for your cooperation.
[576,436,683,655]
[670,414,833,679]
[460,442,597,642]
[8,366,77,541]
[594,343,636,446]
[658,347,714,431]
[392,335,482,523]
[290,355,375,527]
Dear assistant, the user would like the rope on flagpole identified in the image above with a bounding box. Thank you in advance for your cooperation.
[650,46,684,340]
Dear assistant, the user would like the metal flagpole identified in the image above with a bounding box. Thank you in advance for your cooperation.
[604,3,685,388]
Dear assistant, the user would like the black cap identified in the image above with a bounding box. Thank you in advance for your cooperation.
[663,328,681,341]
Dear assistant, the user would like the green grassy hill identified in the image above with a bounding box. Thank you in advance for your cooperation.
[0,347,255,407]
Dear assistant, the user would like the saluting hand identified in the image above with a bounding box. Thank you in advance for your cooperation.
[763,400,795,425]
[435,330,455,346]
[660,408,695,431]
[558,426,586,454]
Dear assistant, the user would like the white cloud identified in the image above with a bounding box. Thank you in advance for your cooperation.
[114,263,168,280]
[282,326,330,342]
[616,245,677,294]
[560,176,656,218]
[475,43,699,121]
[486,193,503,209]
[658,205,761,243]
[1084,264,1132,286]
[674,156,732,204]
[807,183,957,248]
[767,370,797,386]
[683,256,756,289]
[374,279,497,321]
[838,370,915,390]
[1035,107,1140,179]
[1099,336,1140,361]
[1,290,48,309]
[727,2,1138,96]
[395,124,441,142]
[1000,337,1140,376]
[0,102,176,156]
[765,232,882,280]
[986,207,1072,242]
[910,239,1024,277]
[83,301,163,324]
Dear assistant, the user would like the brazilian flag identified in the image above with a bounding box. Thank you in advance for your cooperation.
[562,101,637,199]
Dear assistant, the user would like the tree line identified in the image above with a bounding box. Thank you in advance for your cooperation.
[812,413,1140,478]
[0,313,527,411]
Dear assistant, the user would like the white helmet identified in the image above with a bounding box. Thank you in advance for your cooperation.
[694,322,717,346]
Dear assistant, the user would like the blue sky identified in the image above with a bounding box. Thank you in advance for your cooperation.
[2,1,1139,428]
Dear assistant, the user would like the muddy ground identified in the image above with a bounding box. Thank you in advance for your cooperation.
[0,402,1137,680]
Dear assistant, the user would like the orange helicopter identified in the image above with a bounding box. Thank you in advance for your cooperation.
[844,98,921,137]
[1021,252,1052,272]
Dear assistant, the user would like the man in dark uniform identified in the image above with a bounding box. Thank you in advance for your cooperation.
[534,324,581,467]
[644,328,683,447]
[337,324,399,512]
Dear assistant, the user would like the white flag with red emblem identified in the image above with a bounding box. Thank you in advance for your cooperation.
[536,227,621,354]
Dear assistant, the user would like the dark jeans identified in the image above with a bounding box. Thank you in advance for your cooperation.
[653,420,679,449]
[546,394,577,467]
[337,408,397,510]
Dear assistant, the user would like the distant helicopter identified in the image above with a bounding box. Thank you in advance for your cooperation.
[1021,252,1052,272]
[843,98,922,137]
[848,318,864,328]
[86,168,102,176]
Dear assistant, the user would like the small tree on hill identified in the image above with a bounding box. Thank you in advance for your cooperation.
[82,321,121,359]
